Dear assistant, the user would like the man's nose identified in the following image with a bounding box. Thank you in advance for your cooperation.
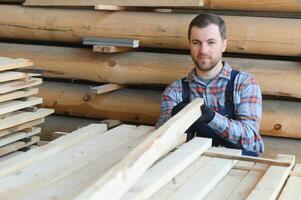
[199,43,209,54]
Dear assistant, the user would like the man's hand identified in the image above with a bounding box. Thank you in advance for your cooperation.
[198,104,215,124]
[171,101,189,116]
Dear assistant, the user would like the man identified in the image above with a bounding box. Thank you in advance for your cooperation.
[156,13,264,155]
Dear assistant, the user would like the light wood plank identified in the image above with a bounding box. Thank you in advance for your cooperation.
[0,118,44,138]
[76,98,203,200]
[0,136,39,156]
[93,45,133,53]
[0,108,53,131]
[0,125,153,199]
[23,0,102,6]
[22,125,153,200]
[0,127,41,147]
[90,84,124,95]
[0,97,42,115]
[169,157,238,200]
[0,151,24,162]
[0,78,42,94]
[122,137,212,200]
[0,58,33,71]
[246,154,295,200]
[0,87,38,103]
[279,164,301,200]
[0,123,106,179]
[0,71,40,83]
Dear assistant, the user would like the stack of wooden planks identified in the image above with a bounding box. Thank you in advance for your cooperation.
[0,99,299,199]
[0,57,54,157]
[0,1,300,140]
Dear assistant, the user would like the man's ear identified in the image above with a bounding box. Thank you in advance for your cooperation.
[222,38,227,52]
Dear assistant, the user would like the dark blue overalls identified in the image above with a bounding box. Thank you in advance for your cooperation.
[182,70,258,157]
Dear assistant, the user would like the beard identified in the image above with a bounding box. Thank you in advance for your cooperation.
[192,55,220,72]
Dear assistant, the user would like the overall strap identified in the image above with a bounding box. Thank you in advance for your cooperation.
[224,70,239,119]
[181,77,190,103]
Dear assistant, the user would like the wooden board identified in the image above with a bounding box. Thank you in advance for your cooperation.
[0,97,42,115]
[0,118,44,138]
[0,71,40,83]
[76,99,204,200]
[279,164,301,200]
[0,135,39,156]
[0,78,42,94]
[1,6,300,56]
[23,0,103,6]
[0,108,53,131]
[0,127,41,147]
[0,87,39,103]
[122,137,211,200]
[0,57,33,71]
[90,84,124,94]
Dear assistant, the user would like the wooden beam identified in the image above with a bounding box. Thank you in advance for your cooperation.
[0,72,39,83]
[0,127,41,147]
[0,78,42,94]
[0,124,107,179]
[204,152,294,167]
[76,99,203,200]
[0,6,300,56]
[0,135,39,156]
[23,0,102,6]
[122,137,212,200]
[0,87,39,103]
[90,84,124,94]
[0,97,42,115]
[1,43,300,99]
[93,46,133,53]
[83,37,139,48]
[0,57,33,71]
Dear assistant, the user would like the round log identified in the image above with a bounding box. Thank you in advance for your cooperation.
[39,81,301,138]
[0,5,300,56]
[1,42,301,98]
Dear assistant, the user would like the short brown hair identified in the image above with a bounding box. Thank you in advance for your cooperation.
[188,13,227,40]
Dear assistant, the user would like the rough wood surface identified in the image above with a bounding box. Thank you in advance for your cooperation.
[39,81,301,138]
[0,6,300,56]
[1,43,300,98]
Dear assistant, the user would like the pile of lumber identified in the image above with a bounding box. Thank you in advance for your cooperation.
[0,100,299,199]
[0,57,53,157]
[0,1,300,139]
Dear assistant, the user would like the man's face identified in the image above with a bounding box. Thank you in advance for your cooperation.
[189,24,227,72]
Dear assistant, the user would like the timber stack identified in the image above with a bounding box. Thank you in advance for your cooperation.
[0,0,300,139]
[0,57,53,157]
[0,99,299,199]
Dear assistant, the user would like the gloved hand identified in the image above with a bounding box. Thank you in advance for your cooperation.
[171,100,189,116]
[198,104,215,124]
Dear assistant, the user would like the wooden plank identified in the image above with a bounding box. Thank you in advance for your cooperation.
[0,97,42,115]
[0,136,39,156]
[0,127,41,147]
[0,108,53,131]
[169,156,238,200]
[93,45,133,53]
[98,0,204,7]
[15,125,153,200]
[0,71,40,83]
[279,164,301,200]
[229,163,267,200]
[122,137,212,200]
[0,87,39,103]
[0,124,107,180]
[0,78,42,94]
[76,99,204,200]
[204,151,293,167]
[90,84,124,94]
[0,118,44,138]
[0,151,24,163]
[246,155,295,200]
[0,58,33,71]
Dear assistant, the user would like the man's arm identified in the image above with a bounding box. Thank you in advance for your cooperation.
[208,74,264,153]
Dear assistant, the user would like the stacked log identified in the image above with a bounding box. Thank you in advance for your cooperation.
[0,2,300,139]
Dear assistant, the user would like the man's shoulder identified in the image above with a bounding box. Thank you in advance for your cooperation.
[236,71,258,84]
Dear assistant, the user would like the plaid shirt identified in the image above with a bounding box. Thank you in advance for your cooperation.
[156,62,264,153]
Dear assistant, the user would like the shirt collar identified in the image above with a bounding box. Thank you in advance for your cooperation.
[185,61,232,82]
